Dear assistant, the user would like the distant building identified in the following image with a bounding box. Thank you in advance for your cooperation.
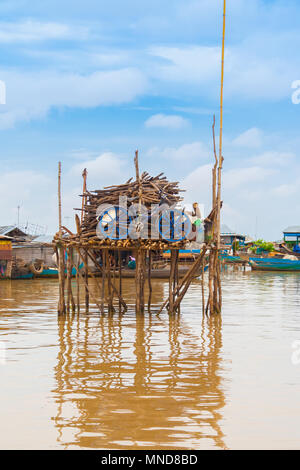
[0,226,29,242]
[283,226,300,244]
[0,235,12,278]
[221,224,246,246]
[12,235,56,267]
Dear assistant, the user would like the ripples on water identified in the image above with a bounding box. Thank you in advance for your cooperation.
[0,269,300,449]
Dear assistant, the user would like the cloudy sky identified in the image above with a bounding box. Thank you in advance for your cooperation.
[0,0,299,240]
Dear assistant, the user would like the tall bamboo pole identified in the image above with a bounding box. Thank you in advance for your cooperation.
[215,0,226,313]
[216,0,226,250]
[58,162,66,315]
[208,0,226,315]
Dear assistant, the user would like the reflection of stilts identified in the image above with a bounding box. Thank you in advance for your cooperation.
[52,309,227,449]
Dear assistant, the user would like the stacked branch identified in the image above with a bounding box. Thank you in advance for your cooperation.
[76,171,184,240]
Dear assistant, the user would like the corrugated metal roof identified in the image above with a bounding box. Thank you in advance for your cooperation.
[221,224,234,234]
[221,224,245,239]
[32,235,53,244]
[0,225,17,235]
[283,226,300,233]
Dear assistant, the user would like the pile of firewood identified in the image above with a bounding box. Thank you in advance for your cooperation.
[69,171,185,243]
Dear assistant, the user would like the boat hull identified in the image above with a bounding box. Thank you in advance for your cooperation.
[250,258,300,272]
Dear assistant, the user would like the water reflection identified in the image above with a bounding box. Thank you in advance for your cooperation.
[1,271,300,449]
[53,309,226,449]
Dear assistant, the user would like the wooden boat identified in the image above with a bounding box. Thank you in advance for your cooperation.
[34,267,77,279]
[249,257,300,272]
[11,270,34,280]
[220,254,247,265]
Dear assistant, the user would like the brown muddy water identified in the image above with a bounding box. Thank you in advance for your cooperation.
[0,270,300,450]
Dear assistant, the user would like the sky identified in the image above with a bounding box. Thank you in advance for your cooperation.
[0,0,299,240]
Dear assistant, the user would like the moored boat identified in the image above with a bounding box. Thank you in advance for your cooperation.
[249,257,300,272]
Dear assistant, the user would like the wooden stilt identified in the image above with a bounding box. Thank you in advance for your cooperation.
[84,249,89,313]
[202,259,205,317]
[147,250,152,312]
[169,250,177,314]
[76,252,80,315]
[101,249,106,314]
[157,247,207,315]
[119,250,122,313]
[57,162,66,315]
[105,250,114,314]
[75,255,102,312]
[135,248,145,314]
[86,248,127,312]
[66,247,75,314]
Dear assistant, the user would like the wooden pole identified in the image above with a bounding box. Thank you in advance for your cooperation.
[84,249,89,313]
[101,249,106,314]
[147,250,152,312]
[207,0,226,316]
[214,0,226,313]
[76,253,80,315]
[215,0,226,250]
[81,168,88,224]
[66,247,75,314]
[172,247,207,312]
[202,259,205,317]
[169,250,177,314]
[212,115,218,210]
[86,248,127,312]
[75,252,103,312]
[58,162,66,315]
[118,250,122,313]
[157,247,207,315]
[106,250,114,314]
[135,248,145,314]
[75,214,81,315]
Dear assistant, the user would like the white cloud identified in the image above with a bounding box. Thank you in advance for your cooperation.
[0,68,148,129]
[0,170,55,229]
[149,45,220,84]
[145,113,188,129]
[0,20,89,43]
[249,151,295,167]
[271,183,298,197]
[149,40,300,101]
[0,153,133,232]
[71,152,131,188]
[233,128,263,148]
[223,166,276,190]
[181,163,212,204]
[146,141,210,161]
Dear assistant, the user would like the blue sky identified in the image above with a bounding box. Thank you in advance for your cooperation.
[0,0,299,239]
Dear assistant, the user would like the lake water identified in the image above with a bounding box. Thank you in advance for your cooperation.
[0,269,300,450]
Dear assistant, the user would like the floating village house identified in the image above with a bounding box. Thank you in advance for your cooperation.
[0,225,28,241]
[0,226,56,279]
[0,234,12,279]
[12,234,56,268]
[220,224,245,247]
[283,226,300,246]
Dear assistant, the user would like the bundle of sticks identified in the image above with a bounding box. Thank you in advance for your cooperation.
[68,171,185,244]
